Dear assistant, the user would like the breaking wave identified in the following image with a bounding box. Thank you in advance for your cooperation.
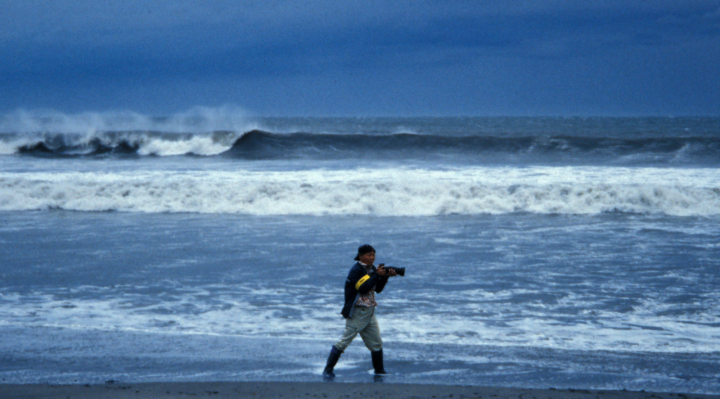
[2,110,719,165]
[1,167,718,216]
[2,130,719,166]
[0,107,254,156]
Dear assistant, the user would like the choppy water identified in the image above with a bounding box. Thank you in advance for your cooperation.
[1,110,719,393]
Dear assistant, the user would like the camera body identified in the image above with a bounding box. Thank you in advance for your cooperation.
[382,266,405,277]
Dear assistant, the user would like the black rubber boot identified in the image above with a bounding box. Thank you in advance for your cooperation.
[371,349,387,375]
[323,346,341,379]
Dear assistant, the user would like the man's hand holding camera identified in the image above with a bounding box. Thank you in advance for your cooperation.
[376,264,397,277]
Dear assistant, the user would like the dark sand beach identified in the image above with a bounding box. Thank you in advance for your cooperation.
[2,382,719,399]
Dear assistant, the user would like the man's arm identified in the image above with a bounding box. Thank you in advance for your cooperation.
[349,269,381,294]
[374,275,389,293]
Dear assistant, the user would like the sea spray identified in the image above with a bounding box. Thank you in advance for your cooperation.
[0,106,256,134]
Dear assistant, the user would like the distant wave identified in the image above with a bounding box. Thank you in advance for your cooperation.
[228,130,720,162]
[0,106,254,156]
[3,111,719,165]
[2,129,720,165]
[2,130,239,157]
[2,167,718,216]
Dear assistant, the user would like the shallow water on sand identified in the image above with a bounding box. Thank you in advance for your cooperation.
[1,211,718,394]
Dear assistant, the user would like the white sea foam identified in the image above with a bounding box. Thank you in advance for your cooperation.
[0,166,718,216]
[1,283,718,354]
[135,135,234,156]
[0,140,21,155]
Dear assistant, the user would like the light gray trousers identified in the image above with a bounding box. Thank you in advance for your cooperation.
[334,306,383,353]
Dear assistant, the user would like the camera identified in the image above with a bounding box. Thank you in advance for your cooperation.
[383,266,405,277]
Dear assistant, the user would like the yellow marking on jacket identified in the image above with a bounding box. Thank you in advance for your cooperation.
[355,275,370,290]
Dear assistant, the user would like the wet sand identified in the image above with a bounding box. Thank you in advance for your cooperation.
[2,382,718,399]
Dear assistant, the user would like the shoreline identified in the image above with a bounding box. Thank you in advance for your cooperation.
[2,382,719,399]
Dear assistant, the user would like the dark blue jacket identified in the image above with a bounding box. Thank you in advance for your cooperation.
[341,262,389,319]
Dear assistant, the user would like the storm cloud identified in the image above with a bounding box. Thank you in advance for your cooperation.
[1,1,719,115]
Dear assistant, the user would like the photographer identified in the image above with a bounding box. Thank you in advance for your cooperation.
[322,244,397,378]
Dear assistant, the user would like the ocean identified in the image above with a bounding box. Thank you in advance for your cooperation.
[1,109,719,394]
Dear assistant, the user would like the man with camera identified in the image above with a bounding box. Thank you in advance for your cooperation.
[322,244,398,378]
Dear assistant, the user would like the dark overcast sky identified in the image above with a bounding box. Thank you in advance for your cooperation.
[1,1,719,116]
